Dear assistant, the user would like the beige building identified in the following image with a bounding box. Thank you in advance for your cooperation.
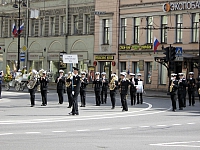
[95,0,200,90]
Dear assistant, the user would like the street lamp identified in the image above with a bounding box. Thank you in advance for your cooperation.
[13,0,26,71]
[198,18,200,77]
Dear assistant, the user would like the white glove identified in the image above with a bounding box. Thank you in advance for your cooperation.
[72,91,74,95]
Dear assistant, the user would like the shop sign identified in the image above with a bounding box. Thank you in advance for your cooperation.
[7,53,17,60]
[163,1,200,12]
[29,53,42,60]
[95,55,114,60]
[48,53,59,60]
[119,44,152,50]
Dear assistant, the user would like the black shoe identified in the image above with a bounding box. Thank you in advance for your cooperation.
[30,105,34,107]
[74,113,79,115]
[172,109,176,112]
[179,108,183,110]
[41,104,45,106]
[68,112,74,115]
[67,106,71,108]
[122,109,125,112]
[111,107,115,109]
[137,102,139,104]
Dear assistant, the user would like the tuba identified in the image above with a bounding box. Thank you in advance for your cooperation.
[65,73,72,88]
[36,69,44,92]
[27,69,38,89]
[109,77,116,90]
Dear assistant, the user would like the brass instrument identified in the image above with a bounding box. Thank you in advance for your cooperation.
[198,88,200,95]
[65,73,72,88]
[109,76,116,90]
[36,69,45,92]
[170,80,174,92]
[27,69,38,89]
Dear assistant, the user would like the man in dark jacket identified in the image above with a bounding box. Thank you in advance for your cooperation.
[66,71,73,108]
[55,70,65,105]
[109,74,118,109]
[129,73,137,105]
[39,71,49,106]
[80,72,88,107]
[187,72,195,106]
[170,73,178,112]
[101,72,108,104]
[93,72,102,106]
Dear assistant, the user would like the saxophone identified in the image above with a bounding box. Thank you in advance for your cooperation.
[170,80,173,92]
[66,73,72,88]
[109,77,116,90]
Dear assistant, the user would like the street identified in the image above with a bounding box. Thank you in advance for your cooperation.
[0,89,200,150]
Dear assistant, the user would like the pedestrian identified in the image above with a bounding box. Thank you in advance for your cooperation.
[101,72,108,104]
[177,73,187,110]
[169,73,178,112]
[55,70,65,104]
[187,72,195,106]
[118,72,131,112]
[109,74,118,109]
[27,70,38,107]
[39,71,49,106]
[136,73,143,104]
[129,73,137,105]
[0,71,4,99]
[66,71,73,108]
[80,72,88,107]
[196,76,200,102]
[69,67,81,115]
[93,72,102,106]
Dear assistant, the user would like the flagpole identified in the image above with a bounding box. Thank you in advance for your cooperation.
[17,0,21,71]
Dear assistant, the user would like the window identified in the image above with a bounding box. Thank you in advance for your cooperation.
[8,20,12,37]
[39,18,44,36]
[192,13,198,43]
[84,14,90,34]
[145,62,152,84]
[159,64,167,84]
[133,17,140,44]
[147,17,153,43]
[120,18,126,44]
[30,19,35,36]
[50,17,55,36]
[176,14,182,43]
[0,18,4,37]
[60,16,65,35]
[103,19,109,44]
[161,16,167,43]
[73,15,78,34]
[132,62,139,74]
[120,62,126,72]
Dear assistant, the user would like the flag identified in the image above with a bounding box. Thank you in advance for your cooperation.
[12,24,17,37]
[153,37,160,53]
[18,23,24,34]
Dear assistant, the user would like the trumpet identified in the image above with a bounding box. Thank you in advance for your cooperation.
[65,74,72,88]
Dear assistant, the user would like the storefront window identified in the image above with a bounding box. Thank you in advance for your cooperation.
[132,62,139,74]
[29,61,43,72]
[145,62,152,84]
[120,62,126,72]
[159,64,167,84]
[49,61,59,82]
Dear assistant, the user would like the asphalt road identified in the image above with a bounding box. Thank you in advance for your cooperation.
[0,89,200,150]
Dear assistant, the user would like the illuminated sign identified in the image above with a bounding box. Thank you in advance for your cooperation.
[95,55,114,60]
[163,1,200,12]
[119,44,152,50]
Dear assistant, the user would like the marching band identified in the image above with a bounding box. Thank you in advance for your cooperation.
[3,65,200,115]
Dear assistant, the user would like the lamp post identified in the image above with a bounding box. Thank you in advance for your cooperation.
[13,0,26,71]
[198,18,200,77]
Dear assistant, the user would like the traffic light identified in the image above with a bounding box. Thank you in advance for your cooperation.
[163,47,169,62]
[170,47,176,61]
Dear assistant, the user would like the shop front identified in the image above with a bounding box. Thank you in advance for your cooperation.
[48,53,60,82]
[28,53,43,71]
[7,53,18,71]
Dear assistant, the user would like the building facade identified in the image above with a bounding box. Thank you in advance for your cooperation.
[0,0,95,82]
[94,0,200,90]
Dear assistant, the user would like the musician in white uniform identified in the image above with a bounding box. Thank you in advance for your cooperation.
[136,73,143,104]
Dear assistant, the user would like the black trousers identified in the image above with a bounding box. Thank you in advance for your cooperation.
[178,93,184,109]
[29,89,36,106]
[110,90,116,108]
[188,91,195,105]
[72,93,79,114]
[130,91,136,105]
[101,89,107,104]
[137,93,143,104]
[58,90,64,104]
[67,90,73,107]
[80,89,86,106]
[41,90,47,105]
[95,91,101,106]
[0,83,2,98]
[121,94,128,111]
[170,94,177,110]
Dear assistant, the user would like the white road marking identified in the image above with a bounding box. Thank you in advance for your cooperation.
[150,141,200,148]
[25,132,41,134]
[76,129,90,132]
[172,124,182,126]
[120,127,132,130]
[0,103,171,125]
[156,125,167,127]
[52,131,67,133]
[99,128,112,131]
[139,126,150,128]
[187,122,195,125]
[0,133,13,136]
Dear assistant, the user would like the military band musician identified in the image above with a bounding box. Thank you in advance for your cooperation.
[55,70,65,105]
[39,71,49,106]
[66,71,73,108]
[169,73,178,112]
[80,72,88,107]
[109,74,118,109]
[93,72,102,106]
[187,72,195,106]
[101,72,108,104]
[136,73,143,104]
[129,73,137,105]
